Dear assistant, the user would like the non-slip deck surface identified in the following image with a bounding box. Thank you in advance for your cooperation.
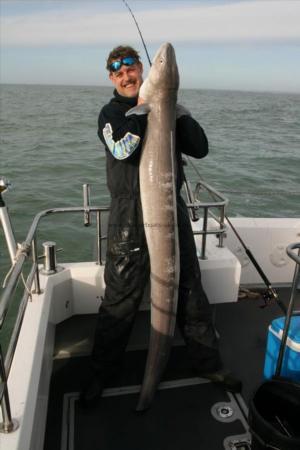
[45,287,299,450]
[73,383,247,450]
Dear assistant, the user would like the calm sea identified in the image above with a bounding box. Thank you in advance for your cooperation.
[1,84,300,278]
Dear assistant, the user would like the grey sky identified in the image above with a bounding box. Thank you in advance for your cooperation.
[1,0,300,92]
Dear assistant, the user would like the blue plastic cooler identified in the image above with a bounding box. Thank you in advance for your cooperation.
[264,315,300,381]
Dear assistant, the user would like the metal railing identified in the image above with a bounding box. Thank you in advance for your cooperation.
[1,205,110,355]
[187,180,229,259]
[0,179,227,432]
[0,203,109,433]
[275,242,300,377]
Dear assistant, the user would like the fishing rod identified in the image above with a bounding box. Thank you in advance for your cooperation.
[188,157,283,307]
[225,215,282,307]
[121,1,281,299]
[122,1,198,221]
[122,0,152,67]
[122,1,281,304]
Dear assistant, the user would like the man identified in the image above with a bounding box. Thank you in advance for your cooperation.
[80,45,241,407]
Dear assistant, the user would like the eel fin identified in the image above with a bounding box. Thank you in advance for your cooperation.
[126,104,151,116]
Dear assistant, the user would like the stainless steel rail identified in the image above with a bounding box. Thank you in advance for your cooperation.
[0,207,17,265]
[0,206,109,329]
[0,179,226,433]
[187,180,229,259]
[286,242,300,265]
[275,242,300,377]
[0,345,17,433]
[0,205,108,433]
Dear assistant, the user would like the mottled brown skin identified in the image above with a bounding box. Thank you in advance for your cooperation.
[136,43,180,411]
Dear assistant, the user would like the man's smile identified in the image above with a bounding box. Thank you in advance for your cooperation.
[109,60,143,98]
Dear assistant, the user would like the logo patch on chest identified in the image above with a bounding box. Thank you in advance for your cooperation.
[103,123,140,160]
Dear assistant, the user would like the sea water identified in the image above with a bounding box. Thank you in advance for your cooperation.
[1,84,300,276]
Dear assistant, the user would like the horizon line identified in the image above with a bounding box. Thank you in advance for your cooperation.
[1,81,299,96]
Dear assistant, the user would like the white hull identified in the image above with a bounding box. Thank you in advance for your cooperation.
[1,217,299,450]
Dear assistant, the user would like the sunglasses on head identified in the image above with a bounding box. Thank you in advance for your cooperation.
[109,56,137,73]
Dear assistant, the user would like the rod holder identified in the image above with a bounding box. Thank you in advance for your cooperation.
[0,345,19,434]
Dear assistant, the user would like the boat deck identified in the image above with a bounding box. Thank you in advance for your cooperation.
[44,287,300,450]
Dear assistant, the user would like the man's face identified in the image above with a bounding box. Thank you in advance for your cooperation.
[109,61,143,97]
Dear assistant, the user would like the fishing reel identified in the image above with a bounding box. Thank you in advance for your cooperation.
[260,287,279,309]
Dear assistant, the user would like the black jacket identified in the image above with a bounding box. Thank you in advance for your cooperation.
[98,90,208,198]
[92,91,221,377]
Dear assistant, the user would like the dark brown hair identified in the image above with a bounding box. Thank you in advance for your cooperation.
[106,45,141,71]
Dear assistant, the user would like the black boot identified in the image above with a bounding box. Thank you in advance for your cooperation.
[198,369,242,393]
[79,376,104,409]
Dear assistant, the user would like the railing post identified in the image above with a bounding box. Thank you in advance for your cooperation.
[0,346,18,433]
[218,206,225,248]
[83,184,91,226]
[0,206,17,265]
[200,207,208,259]
[0,178,17,265]
[32,237,41,294]
[96,211,102,265]
[275,244,300,376]
[183,180,198,222]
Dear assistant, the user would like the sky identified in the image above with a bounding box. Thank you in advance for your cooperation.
[1,0,300,92]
